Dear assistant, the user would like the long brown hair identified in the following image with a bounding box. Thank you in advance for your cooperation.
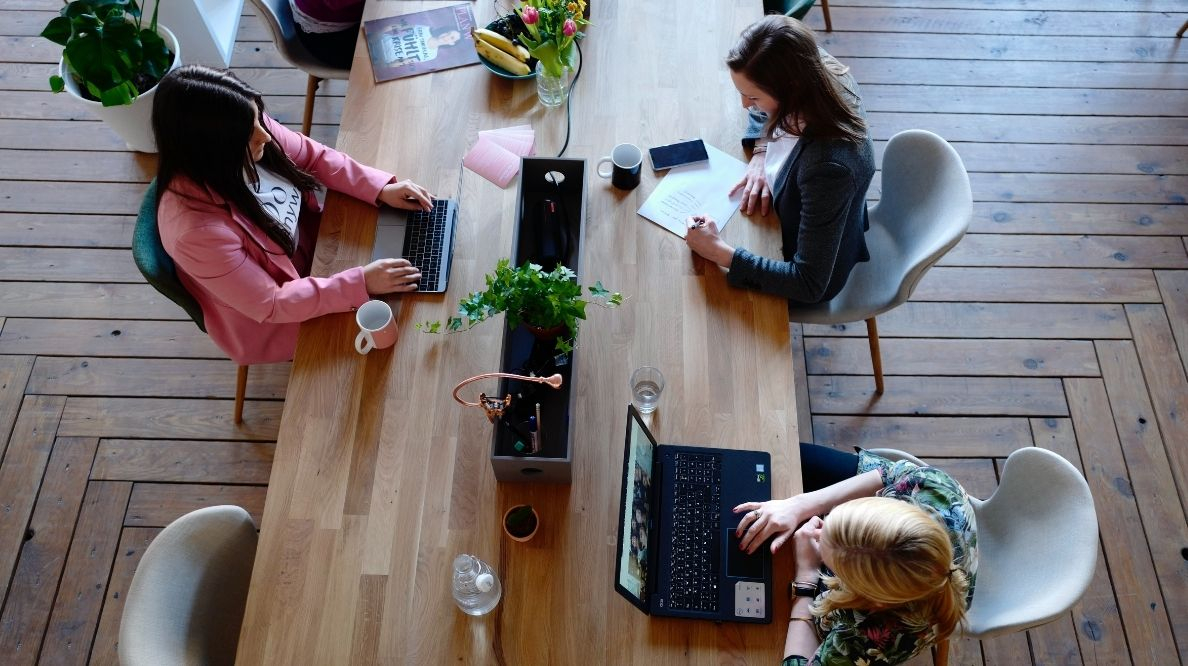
[152,65,319,256]
[726,15,866,143]
[814,497,969,642]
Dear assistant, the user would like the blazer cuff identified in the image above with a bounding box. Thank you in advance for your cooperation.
[726,247,764,291]
[341,266,371,306]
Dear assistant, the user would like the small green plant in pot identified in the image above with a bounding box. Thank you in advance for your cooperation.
[417,259,623,353]
[42,0,174,106]
[503,504,539,542]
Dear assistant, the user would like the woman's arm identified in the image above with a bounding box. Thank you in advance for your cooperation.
[263,115,398,206]
[735,470,882,554]
[726,160,857,303]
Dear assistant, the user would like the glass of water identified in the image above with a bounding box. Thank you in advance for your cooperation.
[630,366,665,414]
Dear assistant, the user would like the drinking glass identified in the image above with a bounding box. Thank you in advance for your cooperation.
[630,366,665,414]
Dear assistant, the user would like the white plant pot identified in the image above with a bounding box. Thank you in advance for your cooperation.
[58,24,181,153]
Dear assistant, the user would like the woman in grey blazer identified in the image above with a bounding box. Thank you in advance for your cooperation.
[686,16,874,304]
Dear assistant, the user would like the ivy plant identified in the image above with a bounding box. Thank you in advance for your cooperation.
[417,259,623,353]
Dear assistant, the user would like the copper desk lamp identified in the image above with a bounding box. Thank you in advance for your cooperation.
[452,372,563,423]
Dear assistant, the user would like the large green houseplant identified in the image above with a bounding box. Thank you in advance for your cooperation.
[41,0,178,152]
[42,0,174,107]
[417,259,622,353]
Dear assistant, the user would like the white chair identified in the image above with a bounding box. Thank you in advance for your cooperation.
[246,0,350,136]
[789,130,973,394]
[866,447,1098,666]
[119,506,259,666]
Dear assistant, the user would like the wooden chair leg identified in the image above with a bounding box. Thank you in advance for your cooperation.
[1178,19,1188,38]
[932,638,950,666]
[865,317,884,395]
[820,0,832,32]
[302,75,322,137]
[235,365,249,424]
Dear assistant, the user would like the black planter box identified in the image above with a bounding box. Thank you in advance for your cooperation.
[490,158,587,483]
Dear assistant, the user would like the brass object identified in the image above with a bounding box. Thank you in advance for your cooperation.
[452,372,563,423]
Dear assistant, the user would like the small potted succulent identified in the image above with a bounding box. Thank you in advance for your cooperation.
[417,258,622,353]
[41,0,180,151]
[502,504,539,542]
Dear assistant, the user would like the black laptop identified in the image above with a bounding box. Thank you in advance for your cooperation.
[371,197,458,294]
[614,404,773,623]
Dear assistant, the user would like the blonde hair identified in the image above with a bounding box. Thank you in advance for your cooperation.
[814,497,969,641]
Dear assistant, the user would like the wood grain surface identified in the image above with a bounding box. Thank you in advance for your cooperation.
[235,1,801,663]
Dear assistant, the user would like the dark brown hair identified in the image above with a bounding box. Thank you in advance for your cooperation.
[152,65,319,256]
[726,15,866,143]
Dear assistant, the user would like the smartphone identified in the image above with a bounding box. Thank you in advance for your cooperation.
[648,139,709,171]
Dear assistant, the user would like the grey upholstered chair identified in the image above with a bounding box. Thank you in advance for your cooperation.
[864,447,1098,666]
[246,0,350,136]
[119,506,259,666]
[789,129,972,394]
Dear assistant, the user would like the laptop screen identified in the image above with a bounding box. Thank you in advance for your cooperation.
[615,406,656,611]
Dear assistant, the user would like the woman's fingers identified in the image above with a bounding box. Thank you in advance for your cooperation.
[770,532,792,553]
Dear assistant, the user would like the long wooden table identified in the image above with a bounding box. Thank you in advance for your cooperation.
[236,1,802,662]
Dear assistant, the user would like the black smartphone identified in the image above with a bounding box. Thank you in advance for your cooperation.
[648,139,709,171]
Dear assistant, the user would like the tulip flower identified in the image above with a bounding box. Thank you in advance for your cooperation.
[521,6,539,24]
[563,18,576,36]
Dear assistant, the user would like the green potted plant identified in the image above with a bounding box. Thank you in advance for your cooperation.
[417,259,623,353]
[515,0,589,106]
[41,0,180,152]
[502,504,539,542]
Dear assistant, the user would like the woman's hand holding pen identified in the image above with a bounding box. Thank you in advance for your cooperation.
[685,215,735,268]
[379,179,434,211]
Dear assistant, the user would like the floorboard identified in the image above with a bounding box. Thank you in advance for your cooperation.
[0,3,1183,664]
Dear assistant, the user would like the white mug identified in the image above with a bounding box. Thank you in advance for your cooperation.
[355,300,398,354]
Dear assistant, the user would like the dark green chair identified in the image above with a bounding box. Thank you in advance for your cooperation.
[133,179,250,424]
[763,0,832,31]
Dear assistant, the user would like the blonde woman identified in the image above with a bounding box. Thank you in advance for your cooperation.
[735,448,977,665]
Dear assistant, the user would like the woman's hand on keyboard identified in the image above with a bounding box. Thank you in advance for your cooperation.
[364,258,421,293]
[379,180,433,212]
[733,495,813,555]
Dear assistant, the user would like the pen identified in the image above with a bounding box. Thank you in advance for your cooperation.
[528,415,540,455]
[691,215,707,229]
[534,403,543,454]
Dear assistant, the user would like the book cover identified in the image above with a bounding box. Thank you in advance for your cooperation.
[362,4,480,83]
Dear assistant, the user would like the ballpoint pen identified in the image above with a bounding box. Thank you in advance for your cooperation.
[528,415,540,455]
[533,403,543,454]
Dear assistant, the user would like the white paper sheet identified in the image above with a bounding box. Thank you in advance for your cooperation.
[637,142,748,238]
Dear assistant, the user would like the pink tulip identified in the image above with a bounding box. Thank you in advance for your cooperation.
[521,6,539,24]
[563,18,576,36]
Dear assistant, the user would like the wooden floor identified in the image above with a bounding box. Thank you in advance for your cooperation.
[0,0,1185,664]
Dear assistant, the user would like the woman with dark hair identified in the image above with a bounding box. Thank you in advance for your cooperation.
[685,15,874,304]
[734,447,977,665]
[153,65,431,365]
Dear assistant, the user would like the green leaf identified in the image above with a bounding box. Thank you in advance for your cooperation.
[40,16,73,45]
[99,79,134,106]
[49,74,65,92]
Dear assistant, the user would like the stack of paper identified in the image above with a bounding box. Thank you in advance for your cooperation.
[637,142,748,238]
[463,125,536,188]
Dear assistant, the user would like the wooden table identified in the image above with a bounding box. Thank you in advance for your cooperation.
[236,2,802,663]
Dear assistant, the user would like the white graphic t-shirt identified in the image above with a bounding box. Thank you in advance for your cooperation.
[248,166,301,247]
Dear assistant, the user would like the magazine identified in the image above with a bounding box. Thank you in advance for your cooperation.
[362,4,480,83]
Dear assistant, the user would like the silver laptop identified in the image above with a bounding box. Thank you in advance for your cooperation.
[371,198,458,294]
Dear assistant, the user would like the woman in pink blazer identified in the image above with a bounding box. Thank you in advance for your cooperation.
[152,65,431,365]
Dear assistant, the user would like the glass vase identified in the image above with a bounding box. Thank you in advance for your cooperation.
[535,62,568,108]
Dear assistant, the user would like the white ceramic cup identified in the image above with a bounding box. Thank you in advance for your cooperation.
[355,300,398,354]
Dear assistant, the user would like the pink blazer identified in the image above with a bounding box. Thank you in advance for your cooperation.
[158,115,395,365]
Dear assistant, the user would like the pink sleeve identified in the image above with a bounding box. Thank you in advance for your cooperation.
[171,222,370,324]
[264,114,395,205]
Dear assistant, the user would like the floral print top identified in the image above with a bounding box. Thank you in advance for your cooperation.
[782,451,979,666]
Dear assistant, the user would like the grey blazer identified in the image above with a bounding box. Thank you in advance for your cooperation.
[727,60,875,304]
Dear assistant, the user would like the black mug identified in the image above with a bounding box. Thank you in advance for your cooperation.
[597,143,642,190]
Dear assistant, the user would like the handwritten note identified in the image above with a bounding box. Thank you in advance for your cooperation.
[637,142,747,238]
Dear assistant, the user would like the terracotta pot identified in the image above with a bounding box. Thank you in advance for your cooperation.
[502,504,539,542]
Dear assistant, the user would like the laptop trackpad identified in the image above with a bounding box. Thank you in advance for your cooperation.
[372,209,406,262]
[726,529,765,579]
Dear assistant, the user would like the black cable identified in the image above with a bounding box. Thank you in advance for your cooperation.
[556,40,582,158]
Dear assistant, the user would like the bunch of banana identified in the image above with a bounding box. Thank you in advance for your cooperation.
[472,28,532,76]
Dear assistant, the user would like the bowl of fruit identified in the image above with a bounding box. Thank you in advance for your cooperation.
[472,15,536,79]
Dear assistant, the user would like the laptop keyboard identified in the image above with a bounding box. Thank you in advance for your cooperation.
[401,198,451,290]
[667,452,722,612]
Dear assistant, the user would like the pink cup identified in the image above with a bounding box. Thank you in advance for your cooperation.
[355,300,398,354]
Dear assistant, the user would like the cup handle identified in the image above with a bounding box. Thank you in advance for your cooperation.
[355,330,375,354]
[596,157,613,178]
